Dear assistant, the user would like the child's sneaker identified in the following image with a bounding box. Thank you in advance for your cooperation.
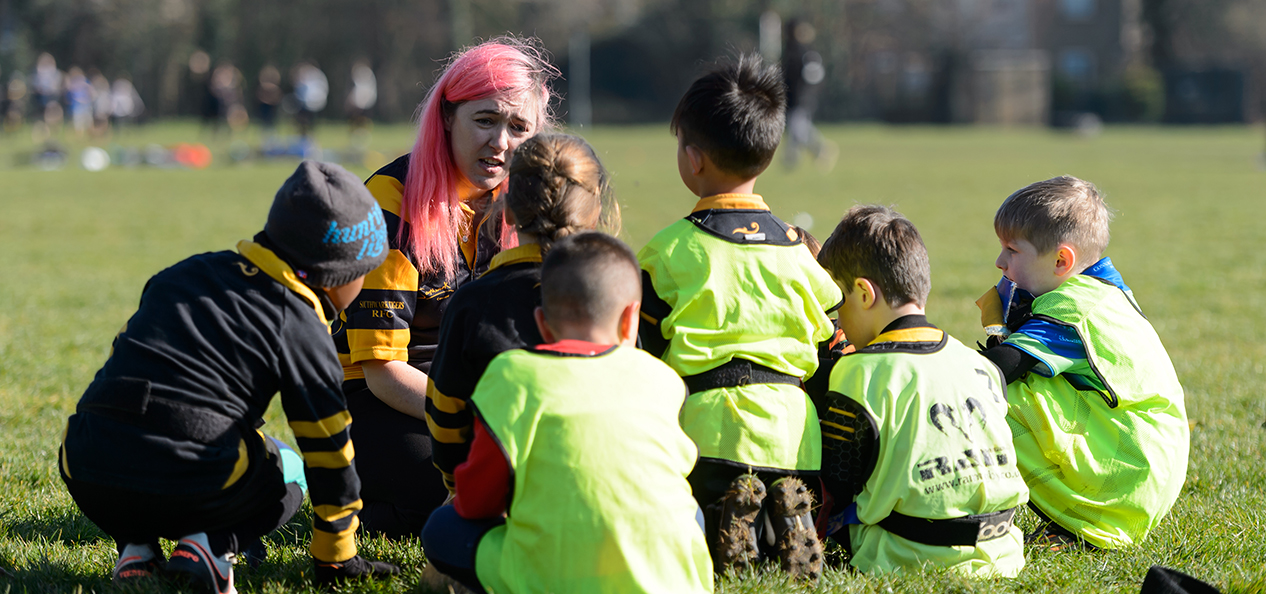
[767,477,823,584]
[167,532,236,594]
[112,542,165,584]
[712,473,766,574]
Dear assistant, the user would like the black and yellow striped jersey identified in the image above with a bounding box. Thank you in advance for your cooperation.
[425,243,545,491]
[60,237,363,562]
[332,155,502,378]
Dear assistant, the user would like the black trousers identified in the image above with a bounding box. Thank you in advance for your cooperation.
[61,438,302,557]
[344,379,449,540]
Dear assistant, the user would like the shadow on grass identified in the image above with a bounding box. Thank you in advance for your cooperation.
[0,557,119,594]
[2,508,109,546]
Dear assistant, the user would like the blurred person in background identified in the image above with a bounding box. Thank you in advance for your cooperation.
[257,65,283,136]
[89,69,113,136]
[292,62,328,139]
[33,53,63,127]
[111,76,144,131]
[1,73,25,133]
[782,18,836,171]
[211,60,248,133]
[65,67,95,136]
[345,60,377,147]
[330,37,559,540]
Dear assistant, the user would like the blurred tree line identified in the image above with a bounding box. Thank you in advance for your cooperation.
[0,0,1262,123]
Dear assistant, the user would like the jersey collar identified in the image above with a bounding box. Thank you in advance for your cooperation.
[487,243,542,272]
[863,315,944,348]
[691,193,769,213]
[237,239,330,327]
[1081,257,1130,292]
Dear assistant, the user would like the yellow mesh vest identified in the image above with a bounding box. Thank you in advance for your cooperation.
[1009,274,1189,549]
[832,331,1029,576]
[472,347,713,594]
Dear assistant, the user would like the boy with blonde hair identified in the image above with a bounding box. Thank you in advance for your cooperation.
[978,175,1189,550]
[816,205,1028,576]
[638,54,842,581]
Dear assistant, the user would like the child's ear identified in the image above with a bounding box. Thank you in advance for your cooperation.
[533,307,557,344]
[617,301,641,347]
[855,278,879,311]
[684,144,705,175]
[1054,244,1078,277]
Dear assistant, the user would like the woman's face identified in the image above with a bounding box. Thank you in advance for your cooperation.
[448,94,539,192]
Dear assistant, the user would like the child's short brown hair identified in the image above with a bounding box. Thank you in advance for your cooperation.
[818,205,930,308]
[995,175,1113,263]
[540,232,640,329]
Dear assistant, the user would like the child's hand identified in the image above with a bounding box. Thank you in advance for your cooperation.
[977,287,1009,338]
[977,277,1035,338]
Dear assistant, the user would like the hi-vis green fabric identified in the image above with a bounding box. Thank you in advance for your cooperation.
[832,327,1028,576]
[471,346,712,594]
[1007,274,1188,549]
[639,194,841,471]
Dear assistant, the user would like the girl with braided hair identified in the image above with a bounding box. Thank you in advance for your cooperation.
[425,132,618,494]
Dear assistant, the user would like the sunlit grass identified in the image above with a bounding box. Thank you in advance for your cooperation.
[2,122,1263,593]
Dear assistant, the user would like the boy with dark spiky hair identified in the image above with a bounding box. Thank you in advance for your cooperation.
[421,232,712,594]
[637,54,842,582]
[816,205,1028,576]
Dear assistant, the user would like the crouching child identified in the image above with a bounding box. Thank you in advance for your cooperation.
[978,176,1188,550]
[421,232,713,594]
[59,161,400,593]
[815,205,1029,576]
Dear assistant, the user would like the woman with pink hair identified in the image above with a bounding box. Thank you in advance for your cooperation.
[331,37,559,539]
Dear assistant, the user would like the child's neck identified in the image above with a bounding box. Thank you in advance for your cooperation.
[551,326,619,346]
[862,303,926,346]
[694,176,757,199]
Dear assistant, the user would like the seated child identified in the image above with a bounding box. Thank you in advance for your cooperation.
[426,132,617,493]
[977,175,1189,550]
[421,232,712,594]
[637,54,842,581]
[814,205,1029,576]
[59,161,399,592]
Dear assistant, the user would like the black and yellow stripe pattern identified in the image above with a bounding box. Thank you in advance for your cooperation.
[289,409,362,562]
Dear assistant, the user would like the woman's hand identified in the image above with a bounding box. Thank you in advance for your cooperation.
[361,360,430,421]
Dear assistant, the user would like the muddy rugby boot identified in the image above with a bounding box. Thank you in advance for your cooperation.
[712,473,766,574]
[767,477,823,584]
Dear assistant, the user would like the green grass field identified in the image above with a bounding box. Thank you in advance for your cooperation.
[1,121,1264,593]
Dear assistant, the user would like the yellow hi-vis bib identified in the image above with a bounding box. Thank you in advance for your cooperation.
[472,346,713,594]
[1008,274,1189,549]
[832,328,1029,576]
[639,212,840,471]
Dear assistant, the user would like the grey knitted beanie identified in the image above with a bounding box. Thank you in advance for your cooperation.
[265,160,388,287]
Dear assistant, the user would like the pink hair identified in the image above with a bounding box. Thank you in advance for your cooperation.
[401,37,558,278]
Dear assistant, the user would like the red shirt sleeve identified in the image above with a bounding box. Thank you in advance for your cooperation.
[452,417,511,520]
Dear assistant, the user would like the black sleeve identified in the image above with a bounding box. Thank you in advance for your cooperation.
[637,269,672,358]
[804,325,847,400]
[981,343,1040,384]
[427,297,478,491]
[817,391,879,508]
[276,302,361,562]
